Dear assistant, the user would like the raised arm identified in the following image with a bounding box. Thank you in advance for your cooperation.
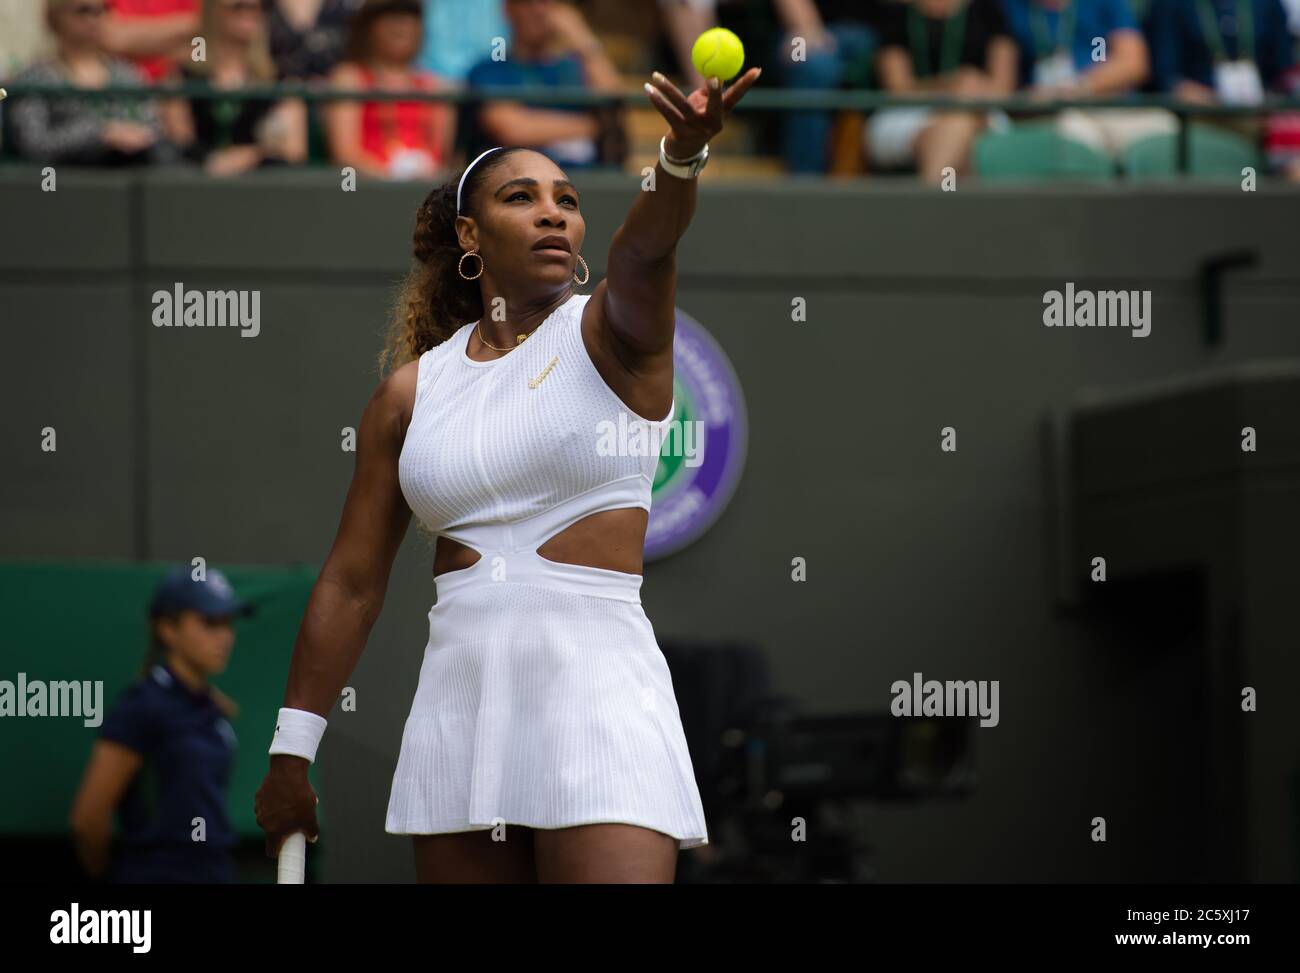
[254,359,417,855]
[595,67,760,366]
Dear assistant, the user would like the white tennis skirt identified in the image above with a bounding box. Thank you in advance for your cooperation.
[384,549,710,849]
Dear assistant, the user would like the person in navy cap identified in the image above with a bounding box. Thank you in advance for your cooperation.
[68,565,255,883]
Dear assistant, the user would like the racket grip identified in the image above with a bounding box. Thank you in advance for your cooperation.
[277,832,307,884]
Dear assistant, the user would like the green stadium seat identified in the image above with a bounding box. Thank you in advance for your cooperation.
[973,125,1115,182]
[1120,125,1261,181]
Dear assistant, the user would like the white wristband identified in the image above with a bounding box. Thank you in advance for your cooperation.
[268,707,327,763]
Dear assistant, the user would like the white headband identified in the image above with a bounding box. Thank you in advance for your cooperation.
[457,146,505,215]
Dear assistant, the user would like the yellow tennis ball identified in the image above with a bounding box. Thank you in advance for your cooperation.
[691,28,744,82]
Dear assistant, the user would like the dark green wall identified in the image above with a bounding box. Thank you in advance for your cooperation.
[2,168,1298,882]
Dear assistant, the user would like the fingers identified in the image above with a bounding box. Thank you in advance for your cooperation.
[647,71,694,120]
[255,773,319,857]
[643,84,688,128]
[643,85,690,129]
[705,74,723,120]
[721,67,762,112]
[265,817,319,858]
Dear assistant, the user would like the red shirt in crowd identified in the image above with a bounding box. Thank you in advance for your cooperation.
[357,67,451,170]
[107,0,200,82]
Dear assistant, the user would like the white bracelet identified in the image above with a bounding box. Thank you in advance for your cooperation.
[268,707,327,763]
[658,135,709,178]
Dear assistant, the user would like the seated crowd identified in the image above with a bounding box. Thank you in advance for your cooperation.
[0,0,1297,181]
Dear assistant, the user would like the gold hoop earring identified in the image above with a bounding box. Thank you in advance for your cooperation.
[573,253,589,286]
[458,250,483,280]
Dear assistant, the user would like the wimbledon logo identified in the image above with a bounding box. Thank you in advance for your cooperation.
[645,308,747,561]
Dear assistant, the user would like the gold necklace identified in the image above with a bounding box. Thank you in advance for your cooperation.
[474,294,572,352]
[475,319,535,352]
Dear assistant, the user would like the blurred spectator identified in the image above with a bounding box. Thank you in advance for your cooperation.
[0,0,54,79]
[9,0,173,166]
[102,0,200,82]
[1147,0,1293,104]
[1266,63,1300,179]
[1000,0,1176,158]
[773,0,882,174]
[266,0,364,80]
[1147,0,1294,159]
[464,0,624,169]
[417,0,512,85]
[869,0,1017,182]
[1265,0,1300,179]
[326,0,455,179]
[0,0,55,157]
[161,0,308,175]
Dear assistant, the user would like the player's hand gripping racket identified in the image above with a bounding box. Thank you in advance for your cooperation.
[258,766,317,883]
[277,832,307,884]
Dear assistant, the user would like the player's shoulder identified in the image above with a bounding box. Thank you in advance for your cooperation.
[374,326,475,436]
[369,354,424,442]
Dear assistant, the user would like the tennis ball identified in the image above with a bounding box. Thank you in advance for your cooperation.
[691,28,744,82]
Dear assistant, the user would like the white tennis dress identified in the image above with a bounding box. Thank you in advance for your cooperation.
[387,291,709,849]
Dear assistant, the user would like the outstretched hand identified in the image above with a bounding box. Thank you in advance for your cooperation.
[644,66,761,160]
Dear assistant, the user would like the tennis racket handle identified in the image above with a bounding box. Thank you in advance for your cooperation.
[277,832,307,884]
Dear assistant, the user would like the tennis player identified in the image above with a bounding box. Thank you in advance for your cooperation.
[255,64,761,883]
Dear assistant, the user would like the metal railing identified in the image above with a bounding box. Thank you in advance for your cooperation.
[5,81,1300,174]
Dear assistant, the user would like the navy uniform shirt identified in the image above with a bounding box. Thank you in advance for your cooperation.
[1147,0,1295,92]
[97,662,238,882]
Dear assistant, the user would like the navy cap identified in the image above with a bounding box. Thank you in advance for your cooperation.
[148,566,255,620]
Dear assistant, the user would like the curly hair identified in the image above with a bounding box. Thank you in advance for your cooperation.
[376,147,531,378]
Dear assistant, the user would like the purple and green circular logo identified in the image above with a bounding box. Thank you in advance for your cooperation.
[645,308,747,561]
